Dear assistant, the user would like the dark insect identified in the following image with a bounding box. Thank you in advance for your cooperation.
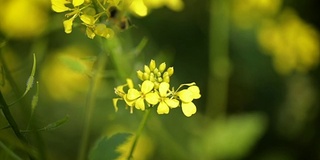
[107,6,132,30]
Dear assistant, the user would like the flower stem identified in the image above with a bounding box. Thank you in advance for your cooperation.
[0,92,34,159]
[206,0,231,119]
[127,109,151,160]
[77,38,108,160]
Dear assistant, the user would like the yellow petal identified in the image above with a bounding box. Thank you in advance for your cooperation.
[157,101,169,114]
[165,98,179,108]
[63,17,74,34]
[126,78,134,89]
[159,82,169,97]
[178,89,193,103]
[124,95,135,107]
[127,88,140,100]
[141,80,154,94]
[86,27,95,39]
[188,86,201,99]
[145,92,160,105]
[51,0,70,13]
[135,98,145,110]
[181,102,197,117]
[80,14,95,25]
[73,0,84,6]
[112,98,120,112]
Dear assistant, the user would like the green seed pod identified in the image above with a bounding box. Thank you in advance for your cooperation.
[159,62,166,73]
[149,59,156,71]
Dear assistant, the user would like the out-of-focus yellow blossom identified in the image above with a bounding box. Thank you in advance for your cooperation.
[0,0,49,39]
[113,59,200,117]
[258,9,320,74]
[50,0,124,38]
[40,46,94,101]
[129,0,184,17]
[231,0,282,29]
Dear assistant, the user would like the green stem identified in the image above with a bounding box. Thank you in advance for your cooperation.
[0,141,23,160]
[127,109,151,160]
[0,92,34,160]
[0,92,27,144]
[77,38,108,160]
[206,0,231,119]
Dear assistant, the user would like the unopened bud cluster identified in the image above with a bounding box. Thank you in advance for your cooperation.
[137,60,174,89]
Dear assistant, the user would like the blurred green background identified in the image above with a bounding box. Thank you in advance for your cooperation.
[0,0,319,159]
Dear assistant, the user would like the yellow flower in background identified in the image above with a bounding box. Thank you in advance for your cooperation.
[129,0,184,17]
[0,0,49,39]
[231,0,282,29]
[40,46,94,101]
[258,9,320,74]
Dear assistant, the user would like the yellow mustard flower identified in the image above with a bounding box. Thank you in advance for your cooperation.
[126,80,159,111]
[156,82,179,114]
[113,60,200,117]
[177,84,201,117]
[129,0,184,17]
[258,9,320,74]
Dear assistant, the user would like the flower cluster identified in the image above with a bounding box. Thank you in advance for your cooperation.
[51,0,131,39]
[113,60,201,117]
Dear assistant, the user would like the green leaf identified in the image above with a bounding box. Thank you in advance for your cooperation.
[89,133,132,160]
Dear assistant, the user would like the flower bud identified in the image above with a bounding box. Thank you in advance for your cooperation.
[159,62,166,73]
[149,73,155,82]
[167,67,174,76]
[143,72,149,80]
[137,70,144,80]
[144,65,150,73]
[163,76,170,83]
[157,77,163,82]
[149,59,156,71]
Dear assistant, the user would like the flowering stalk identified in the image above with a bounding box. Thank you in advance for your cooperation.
[127,109,151,159]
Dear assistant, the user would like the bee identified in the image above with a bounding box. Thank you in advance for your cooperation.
[107,6,132,30]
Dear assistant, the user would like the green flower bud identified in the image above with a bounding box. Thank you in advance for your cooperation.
[137,70,144,81]
[159,62,166,73]
[167,67,174,76]
[149,59,156,71]
[158,77,163,82]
